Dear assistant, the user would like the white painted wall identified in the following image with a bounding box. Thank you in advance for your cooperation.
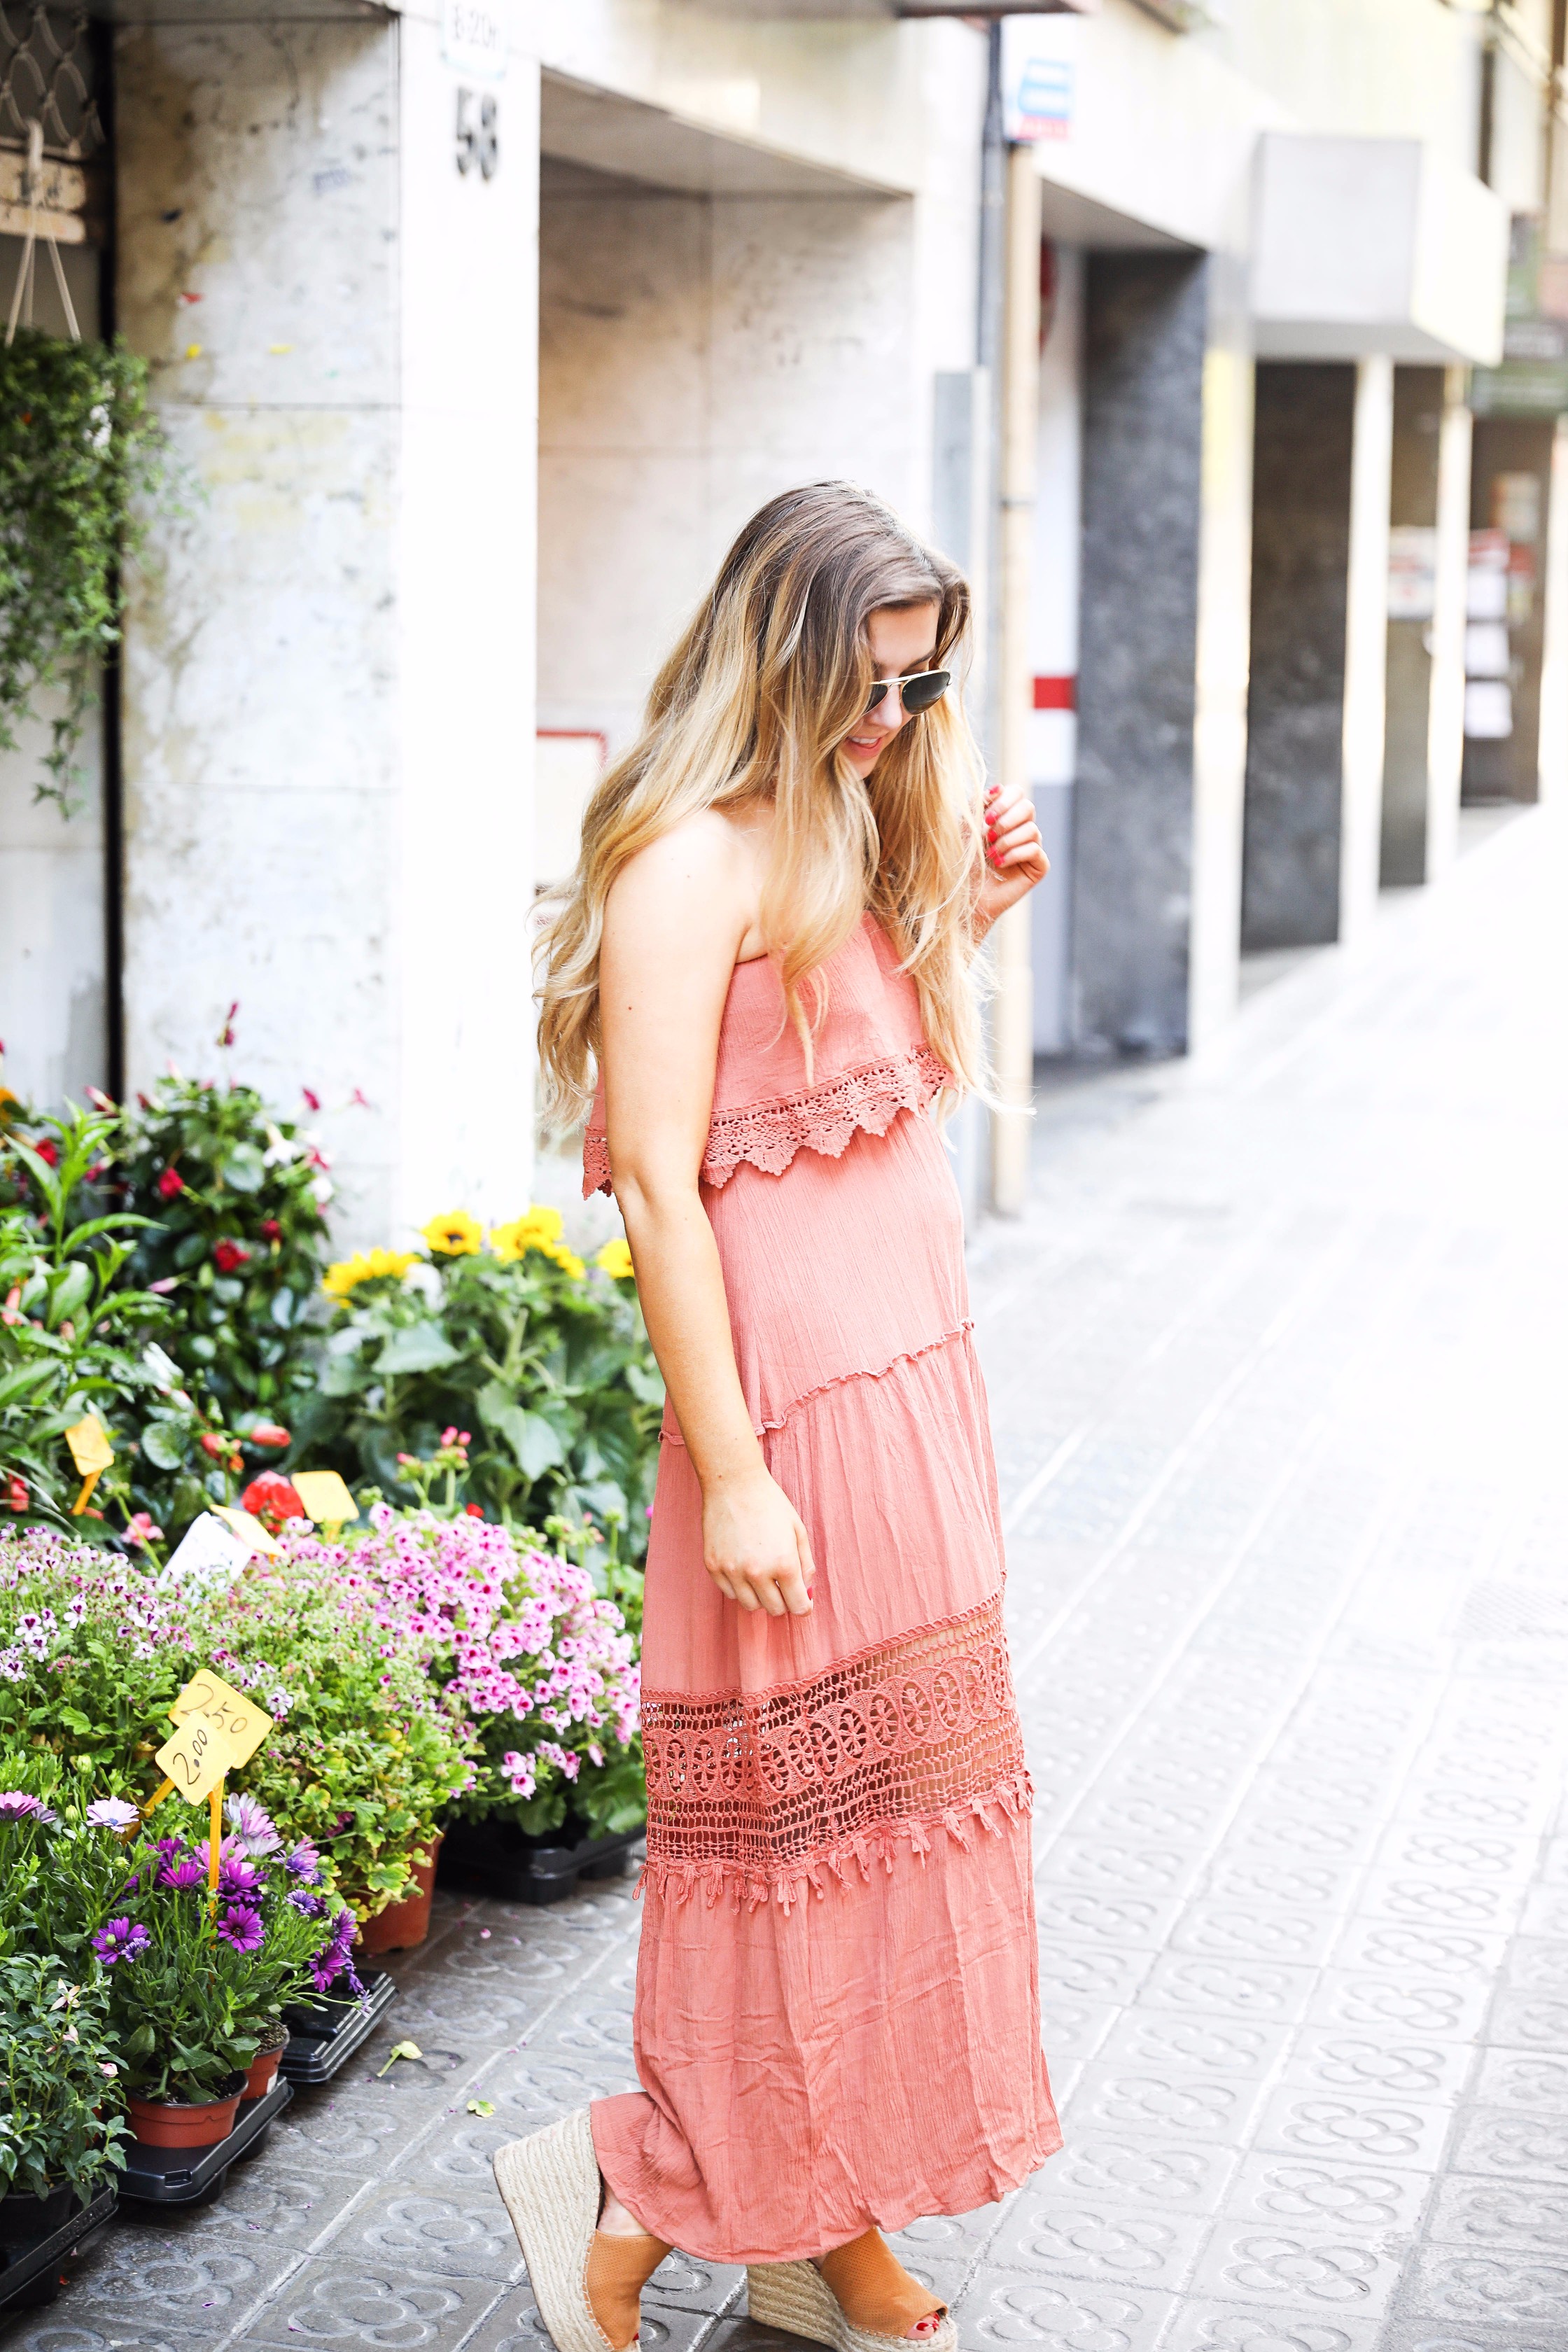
[115,14,535,1245]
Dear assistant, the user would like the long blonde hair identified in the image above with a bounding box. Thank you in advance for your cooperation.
[536,480,987,1127]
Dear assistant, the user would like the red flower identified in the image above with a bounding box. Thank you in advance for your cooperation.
[249,1422,291,1448]
[32,1138,58,1167]
[199,1432,227,1459]
[157,1166,184,1200]
[260,1218,281,1242]
[213,1240,251,1273]
[241,1471,306,1532]
[464,1503,485,1519]
[301,1087,321,1112]
[4,1472,27,1513]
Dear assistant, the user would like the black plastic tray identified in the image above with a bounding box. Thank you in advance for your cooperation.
[0,2187,117,2311]
[116,2079,293,2206]
[438,1816,644,1905]
[281,1967,396,2085]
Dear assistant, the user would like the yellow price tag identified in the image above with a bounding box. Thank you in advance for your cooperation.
[64,1415,114,1516]
[64,1415,115,1475]
[154,1712,232,1805]
[210,1504,281,1559]
[291,1469,358,1527]
[169,1670,273,1768]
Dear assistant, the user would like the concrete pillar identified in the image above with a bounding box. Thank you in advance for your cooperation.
[1242,358,1394,949]
[1426,368,1474,879]
[1380,367,1446,890]
[1340,356,1394,941]
[1028,242,1081,1062]
[115,14,536,1243]
[1539,415,1568,804]
[1075,251,1235,1058]
[988,144,1041,1214]
[1464,416,1559,805]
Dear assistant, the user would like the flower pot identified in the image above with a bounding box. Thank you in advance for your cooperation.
[357,1837,442,1956]
[0,2182,81,2244]
[127,2090,243,2150]
[241,2028,290,2104]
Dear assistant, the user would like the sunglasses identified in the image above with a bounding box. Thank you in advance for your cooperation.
[865,668,951,716]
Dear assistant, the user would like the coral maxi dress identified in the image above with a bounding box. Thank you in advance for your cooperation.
[584,914,1060,2264]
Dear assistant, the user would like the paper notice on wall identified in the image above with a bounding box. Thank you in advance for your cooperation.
[1464,679,1513,739]
[1387,526,1438,621]
[1003,16,1080,144]
[442,0,509,83]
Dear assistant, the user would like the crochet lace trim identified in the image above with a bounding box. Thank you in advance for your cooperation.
[638,1592,1029,1911]
[582,1042,950,1198]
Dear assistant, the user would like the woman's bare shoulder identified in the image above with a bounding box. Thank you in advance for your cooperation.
[607,808,762,931]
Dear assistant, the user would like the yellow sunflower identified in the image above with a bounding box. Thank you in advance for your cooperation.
[490,1206,564,1264]
[322,1247,419,1304]
[594,1238,634,1281]
[420,1209,484,1257]
[538,1238,586,1281]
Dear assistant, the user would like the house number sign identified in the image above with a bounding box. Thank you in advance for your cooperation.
[456,89,499,180]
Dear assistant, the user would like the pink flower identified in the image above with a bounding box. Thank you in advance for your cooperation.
[157,1165,184,1200]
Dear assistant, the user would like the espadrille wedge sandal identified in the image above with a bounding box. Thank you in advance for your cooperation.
[493,2108,669,2352]
[746,2254,958,2352]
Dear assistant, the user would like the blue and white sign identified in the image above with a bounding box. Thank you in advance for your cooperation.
[1003,17,1081,144]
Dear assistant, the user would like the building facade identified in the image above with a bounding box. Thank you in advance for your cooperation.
[0,0,1548,1243]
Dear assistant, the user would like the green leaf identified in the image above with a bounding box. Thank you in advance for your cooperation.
[375,1324,459,1376]
[499,1407,566,1479]
[139,1418,188,1471]
[221,1142,266,1194]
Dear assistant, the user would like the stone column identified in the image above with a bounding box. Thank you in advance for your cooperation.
[1425,368,1474,881]
[115,13,536,1245]
[1242,363,1354,950]
[1339,356,1394,941]
[1074,252,1203,1054]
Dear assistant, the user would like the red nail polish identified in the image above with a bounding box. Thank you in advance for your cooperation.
[807,1586,815,1600]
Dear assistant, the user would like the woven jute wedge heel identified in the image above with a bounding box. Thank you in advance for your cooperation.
[493,2108,617,2352]
[746,2260,957,2352]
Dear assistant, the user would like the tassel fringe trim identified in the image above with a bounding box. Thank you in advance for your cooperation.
[635,1766,1034,1916]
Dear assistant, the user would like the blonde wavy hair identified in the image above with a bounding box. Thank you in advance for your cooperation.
[536,480,987,1129]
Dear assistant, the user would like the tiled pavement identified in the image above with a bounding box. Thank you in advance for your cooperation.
[11,806,1568,2352]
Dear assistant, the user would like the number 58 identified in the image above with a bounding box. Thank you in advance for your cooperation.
[456,88,498,181]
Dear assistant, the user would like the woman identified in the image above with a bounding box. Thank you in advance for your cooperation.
[495,482,1059,2352]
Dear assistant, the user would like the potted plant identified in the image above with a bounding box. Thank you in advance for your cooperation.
[290,1205,662,1549]
[96,1811,358,2148]
[186,1548,475,1940]
[279,1502,645,1900]
[0,1954,127,2239]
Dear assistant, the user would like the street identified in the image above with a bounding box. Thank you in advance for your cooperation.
[16,804,1567,2351]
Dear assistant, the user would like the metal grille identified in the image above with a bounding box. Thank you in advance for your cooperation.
[0,4,102,159]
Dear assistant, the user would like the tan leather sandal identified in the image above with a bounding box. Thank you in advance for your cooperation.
[748,2229,956,2352]
[493,2108,671,2352]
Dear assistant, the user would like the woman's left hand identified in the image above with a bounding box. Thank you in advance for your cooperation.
[976,783,1050,934]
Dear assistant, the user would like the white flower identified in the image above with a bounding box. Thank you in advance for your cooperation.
[262,1123,300,1168]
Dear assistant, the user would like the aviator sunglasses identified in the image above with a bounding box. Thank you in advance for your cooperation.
[864,667,951,716]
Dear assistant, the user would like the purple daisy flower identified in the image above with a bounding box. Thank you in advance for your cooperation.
[215,1904,265,1954]
[92,1917,150,1967]
[158,1854,207,1891]
[216,1854,262,1900]
[284,1838,322,1884]
[0,1791,57,1824]
[85,1796,141,1831]
[287,1889,326,1918]
[223,1793,281,1856]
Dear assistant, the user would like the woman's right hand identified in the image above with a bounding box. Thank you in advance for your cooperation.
[701,1467,815,1616]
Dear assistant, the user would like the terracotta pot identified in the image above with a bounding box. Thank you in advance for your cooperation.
[127,2090,242,2150]
[357,1837,442,1956]
[242,2029,289,2103]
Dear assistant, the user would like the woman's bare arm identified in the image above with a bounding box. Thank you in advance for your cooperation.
[599,815,813,1619]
